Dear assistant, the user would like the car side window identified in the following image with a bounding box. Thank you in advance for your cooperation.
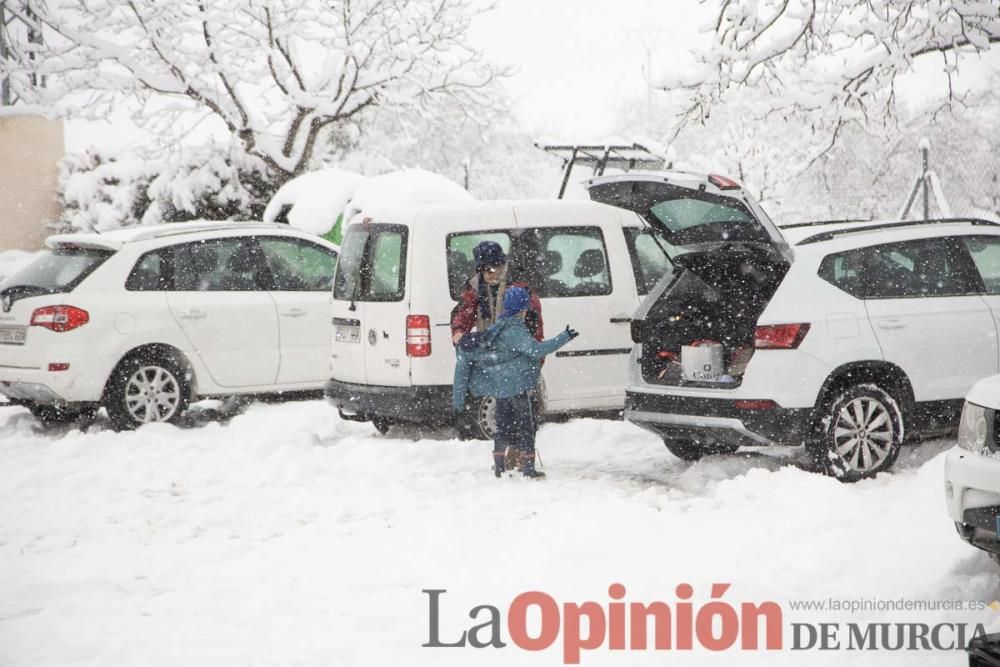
[258,237,338,291]
[623,228,674,295]
[445,232,512,299]
[529,227,612,298]
[173,238,273,291]
[126,248,173,291]
[961,236,1000,294]
[864,238,977,299]
[818,249,870,298]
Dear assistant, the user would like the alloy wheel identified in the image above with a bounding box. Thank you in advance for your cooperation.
[124,365,181,424]
[832,396,895,473]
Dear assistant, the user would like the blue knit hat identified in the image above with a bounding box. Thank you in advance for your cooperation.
[473,241,506,270]
[500,287,531,318]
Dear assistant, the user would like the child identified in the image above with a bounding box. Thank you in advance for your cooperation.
[452,287,578,479]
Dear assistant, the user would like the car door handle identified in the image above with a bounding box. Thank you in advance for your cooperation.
[877,319,907,330]
[280,308,306,318]
[178,309,206,320]
[610,317,632,324]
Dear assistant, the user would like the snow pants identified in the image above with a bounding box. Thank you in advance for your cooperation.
[493,391,536,473]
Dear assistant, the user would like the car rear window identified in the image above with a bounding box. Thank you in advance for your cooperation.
[1,246,113,296]
[333,224,408,302]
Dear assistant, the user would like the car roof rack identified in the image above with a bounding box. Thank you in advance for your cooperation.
[796,218,1000,246]
[778,218,873,230]
[535,142,667,198]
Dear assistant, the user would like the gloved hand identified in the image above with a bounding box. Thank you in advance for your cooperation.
[565,325,579,339]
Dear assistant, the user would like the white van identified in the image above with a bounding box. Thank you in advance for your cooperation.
[323,199,671,438]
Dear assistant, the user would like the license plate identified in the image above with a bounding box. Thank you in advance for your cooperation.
[0,325,26,345]
[335,325,360,344]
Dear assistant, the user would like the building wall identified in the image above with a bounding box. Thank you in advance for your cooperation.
[0,115,64,251]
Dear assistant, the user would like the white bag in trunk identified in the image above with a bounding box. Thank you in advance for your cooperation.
[681,341,724,382]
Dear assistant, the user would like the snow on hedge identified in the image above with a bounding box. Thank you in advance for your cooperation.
[345,168,474,221]
[262,169,364,235]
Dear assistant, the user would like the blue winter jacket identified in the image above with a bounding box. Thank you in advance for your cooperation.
[452,317,573,410]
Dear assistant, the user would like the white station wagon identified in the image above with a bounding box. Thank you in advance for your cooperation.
[0,221,338,428]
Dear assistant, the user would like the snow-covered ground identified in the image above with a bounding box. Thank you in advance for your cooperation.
[0,401,996,666]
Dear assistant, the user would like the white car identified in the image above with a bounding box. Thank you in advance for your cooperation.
[945,376,1000,564]
[0,221,338,429]
[599,176,1000,480]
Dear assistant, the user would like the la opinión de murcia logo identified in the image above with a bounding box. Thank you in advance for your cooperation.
[423,583,782,664]
[422,585,989,664]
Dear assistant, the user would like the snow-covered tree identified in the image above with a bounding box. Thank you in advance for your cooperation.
[664,0,999,141]
[7,0,506,181]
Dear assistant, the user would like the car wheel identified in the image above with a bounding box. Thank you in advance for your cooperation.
[808,383,903,482]
[105,355,188,430]
[456,396,496,441]
[29,404,98,426]
[662,438,739,461]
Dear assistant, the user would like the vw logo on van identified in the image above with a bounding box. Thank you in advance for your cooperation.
[368,328,377,346]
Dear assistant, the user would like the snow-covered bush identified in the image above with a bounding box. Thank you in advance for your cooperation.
[142,146,273,225]
[58,150,157,232]
[58,145,277,231]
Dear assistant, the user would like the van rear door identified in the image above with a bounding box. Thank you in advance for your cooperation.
[330,223,411,387]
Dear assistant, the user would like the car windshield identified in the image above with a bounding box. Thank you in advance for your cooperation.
[1,247,113,296]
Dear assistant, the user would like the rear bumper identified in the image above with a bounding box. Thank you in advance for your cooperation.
[625,390,813,447]
[945,446,1000,555]
[0,356,111,404]
[324,379,453,423]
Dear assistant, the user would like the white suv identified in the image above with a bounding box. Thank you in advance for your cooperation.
[592,174,1000,480]
[0,221,338,429]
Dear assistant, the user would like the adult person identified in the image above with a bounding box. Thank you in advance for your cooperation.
[450,241,543,345]
[452,287,578,479]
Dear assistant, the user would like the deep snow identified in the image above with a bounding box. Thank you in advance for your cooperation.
[0,400,996,666]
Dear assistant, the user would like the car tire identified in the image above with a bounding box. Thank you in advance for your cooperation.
[456,396,497,441]
[105,354,189,430]
[662,438,739,461]
[28,404,98,426]
[807,383,903,482]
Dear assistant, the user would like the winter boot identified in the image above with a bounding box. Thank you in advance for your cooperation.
[520,452,545,479]
[493,451,506,478]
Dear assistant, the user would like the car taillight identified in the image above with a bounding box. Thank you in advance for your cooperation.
[754,323,809,350]
[30,305,90,332]
[406,314,431,357]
